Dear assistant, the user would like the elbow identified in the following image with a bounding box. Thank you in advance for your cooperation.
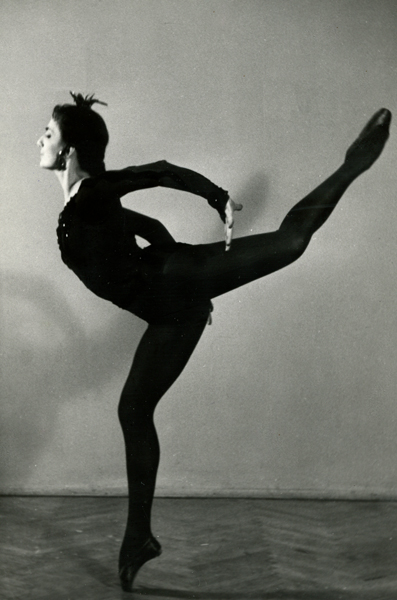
[150,218,164,231]
[154,159,168,170]
[147,217,167,238]
[151,219,175,244]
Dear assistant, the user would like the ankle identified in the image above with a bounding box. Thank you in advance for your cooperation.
[119,529,159,565]
[325,163,362,187]
[338,160,364,179]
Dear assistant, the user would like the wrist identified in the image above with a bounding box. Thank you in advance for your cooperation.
[208,187,229,211]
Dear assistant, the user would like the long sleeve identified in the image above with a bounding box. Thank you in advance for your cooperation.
[102,160,230,221]
[122,208,176,245]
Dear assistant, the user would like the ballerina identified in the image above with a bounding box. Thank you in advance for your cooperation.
[38,93,391,591]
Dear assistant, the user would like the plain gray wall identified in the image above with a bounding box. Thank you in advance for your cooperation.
[1,0,397,497]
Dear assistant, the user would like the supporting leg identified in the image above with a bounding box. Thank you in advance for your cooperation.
[118,314,207,591]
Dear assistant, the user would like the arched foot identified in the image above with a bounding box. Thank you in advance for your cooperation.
[119,536,162,593]
[345,108,392,173]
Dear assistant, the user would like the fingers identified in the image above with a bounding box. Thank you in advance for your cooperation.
[225,198,242,227]
[225,200,234,251]
[225,222,233,251]
[224,198,243,251]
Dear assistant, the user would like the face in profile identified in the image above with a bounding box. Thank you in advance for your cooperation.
[37,118,64,169]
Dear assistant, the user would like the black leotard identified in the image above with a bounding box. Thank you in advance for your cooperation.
[57,161,229,324]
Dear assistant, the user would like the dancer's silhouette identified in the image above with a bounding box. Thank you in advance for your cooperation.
[37,93,391,591]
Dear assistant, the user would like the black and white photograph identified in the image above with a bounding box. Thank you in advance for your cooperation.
[1,1,397,598]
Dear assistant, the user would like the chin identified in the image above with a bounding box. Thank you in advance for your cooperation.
[40,160,53,170]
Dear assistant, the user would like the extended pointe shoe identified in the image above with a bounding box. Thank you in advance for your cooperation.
[345,108,392,172]
[119,535,162,592]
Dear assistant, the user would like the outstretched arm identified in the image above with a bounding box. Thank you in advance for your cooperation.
[103,160,230,220]
[103,160,242,249]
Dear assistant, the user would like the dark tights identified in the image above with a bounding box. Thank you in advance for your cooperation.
[118,316,207,567]
[118,154,380,568]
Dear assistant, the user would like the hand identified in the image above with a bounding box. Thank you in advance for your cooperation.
[224,198,243,251]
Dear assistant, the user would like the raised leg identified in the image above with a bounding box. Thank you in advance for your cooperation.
[117,108,391,591]
[118,313,207,591]
[162,109,391,300]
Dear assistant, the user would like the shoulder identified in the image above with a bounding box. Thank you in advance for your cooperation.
[73,176,122,220]
[74,175,122,203]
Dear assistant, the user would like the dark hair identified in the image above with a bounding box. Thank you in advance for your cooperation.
[52,92,109,176]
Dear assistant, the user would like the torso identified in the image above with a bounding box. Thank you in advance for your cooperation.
[57,179,142,308]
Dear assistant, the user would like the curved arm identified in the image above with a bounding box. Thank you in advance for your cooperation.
[103,160,230,221]
[123,208,175,245]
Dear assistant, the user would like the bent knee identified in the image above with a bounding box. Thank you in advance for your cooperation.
[288,232,310,261]
[118,393,145,425]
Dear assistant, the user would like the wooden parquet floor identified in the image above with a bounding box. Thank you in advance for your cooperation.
[1,497,397,600]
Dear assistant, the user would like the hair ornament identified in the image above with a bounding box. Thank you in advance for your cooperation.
[69,91,108,109]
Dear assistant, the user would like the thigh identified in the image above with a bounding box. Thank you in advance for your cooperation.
[161,230,306,300]
[121,314,208,412]
[127,243,213,323]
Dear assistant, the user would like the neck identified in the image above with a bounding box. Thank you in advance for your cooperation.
[55,157,91,204]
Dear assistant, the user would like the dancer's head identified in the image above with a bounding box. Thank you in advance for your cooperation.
[38,92,109,175]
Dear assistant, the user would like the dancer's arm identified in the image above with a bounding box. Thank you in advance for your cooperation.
[79,162,241,248]
[103,160,230,221]
[123,208,176,245]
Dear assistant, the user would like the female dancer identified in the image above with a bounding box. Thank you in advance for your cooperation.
[38,93,391,592]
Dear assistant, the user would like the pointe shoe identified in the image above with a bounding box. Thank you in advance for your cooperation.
[119,536,162,593]
[345,108,392,171]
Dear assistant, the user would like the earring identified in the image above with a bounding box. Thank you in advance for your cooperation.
[57,150,66,171]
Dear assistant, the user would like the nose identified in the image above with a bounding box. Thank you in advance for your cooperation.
[37,136,43,148]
